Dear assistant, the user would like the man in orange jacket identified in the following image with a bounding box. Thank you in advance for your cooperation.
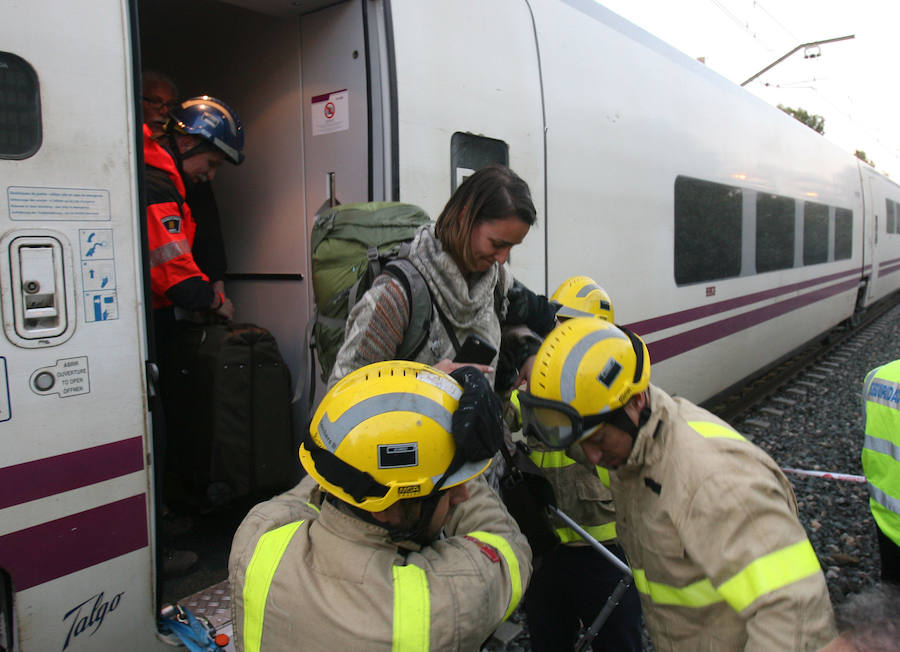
[143,95,244,575]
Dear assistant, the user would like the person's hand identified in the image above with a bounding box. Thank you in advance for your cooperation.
[515,354,536,390]
[214,297,234,321]
[434,358,494,376]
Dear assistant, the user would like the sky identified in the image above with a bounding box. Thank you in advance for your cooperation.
[596,0,900,180]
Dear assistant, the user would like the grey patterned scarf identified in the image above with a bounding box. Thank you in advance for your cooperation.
[407,225,507,353]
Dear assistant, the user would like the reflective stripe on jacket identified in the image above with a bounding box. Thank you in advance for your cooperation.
[611,384,835,651]
[143,124,212,310]
[863,361,900,546]
[527,446,617,544]
[229,475,531,651]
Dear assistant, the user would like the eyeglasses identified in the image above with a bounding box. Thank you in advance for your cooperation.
[142,96,180,110]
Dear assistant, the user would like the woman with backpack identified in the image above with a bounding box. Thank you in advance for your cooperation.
[329,163,558,389]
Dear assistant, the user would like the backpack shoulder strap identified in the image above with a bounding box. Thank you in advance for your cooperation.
[382,258,433,361]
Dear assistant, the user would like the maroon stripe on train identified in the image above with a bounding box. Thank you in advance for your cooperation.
[878,261,900,277]
[0,495,148,592]
[0,437,144,510]
[647,278,858,363]
[626,267,860,336]
[880,255,900,266]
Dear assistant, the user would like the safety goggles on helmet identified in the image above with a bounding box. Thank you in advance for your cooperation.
[517,391,624,450]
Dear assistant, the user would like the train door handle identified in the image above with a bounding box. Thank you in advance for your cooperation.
[9,236,68,339]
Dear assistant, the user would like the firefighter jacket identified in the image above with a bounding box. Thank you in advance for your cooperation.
[863,360,900,547]
[528,439,617,544]
[610,384,835,651]
[228,474,531,652]
[143,124,214,311]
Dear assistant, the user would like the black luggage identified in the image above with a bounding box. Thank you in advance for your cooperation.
[165,321,294,509]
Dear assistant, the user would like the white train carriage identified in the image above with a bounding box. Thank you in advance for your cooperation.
[1,0,894,649]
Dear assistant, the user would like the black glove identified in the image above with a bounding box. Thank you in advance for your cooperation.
[449,366,504,461]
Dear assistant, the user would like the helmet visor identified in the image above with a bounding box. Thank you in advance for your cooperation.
[517,391,612,450]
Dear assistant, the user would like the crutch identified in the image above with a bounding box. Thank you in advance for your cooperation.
[548,506,634,652]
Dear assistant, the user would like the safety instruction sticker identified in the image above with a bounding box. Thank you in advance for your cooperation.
[8,187,111,221]
[311,89,349,135]
[79,229,118,322]
[0,357,10,422]
[79,229,114,259]
[30,357,90,398]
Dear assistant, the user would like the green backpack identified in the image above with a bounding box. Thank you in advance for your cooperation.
[308,201,434,382]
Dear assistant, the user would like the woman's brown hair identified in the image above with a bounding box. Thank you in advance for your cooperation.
[434,164,536,272]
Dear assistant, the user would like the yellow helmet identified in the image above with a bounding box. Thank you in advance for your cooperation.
[518,318,650,449]
[299,361,492,512]
[551,276,615,322]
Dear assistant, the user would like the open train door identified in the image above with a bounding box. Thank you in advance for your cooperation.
[0,1,163,650]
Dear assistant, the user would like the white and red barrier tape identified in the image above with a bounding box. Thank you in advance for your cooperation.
[781,467,866,483]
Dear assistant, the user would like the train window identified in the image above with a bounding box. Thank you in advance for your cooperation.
[0,51,41,159]
[887,200,896,234]
[803,201,829,265]
[450,132,509,192]
[756,194,795,273]
[674,176,742,285]
[834,208,852,259]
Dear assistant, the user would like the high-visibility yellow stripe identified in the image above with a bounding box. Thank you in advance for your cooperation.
[632,568,723,607]
[466,531,523,621]
[632,539,822,612]
[595,465,610,487]
[529,449,576,468]
[529,450,610,487]
[688,421,747,441]
[716,539,822,611]
[556,522,617,544]
[242,520,306,652]
[392,564,429,652]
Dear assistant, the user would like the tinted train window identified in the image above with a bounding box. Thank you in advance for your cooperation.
[888,200,896,234]
[0,51,41,159]
[834,208,852,259]
[674,176,742,285]
[756,194,795,272]
[803,202,829,265]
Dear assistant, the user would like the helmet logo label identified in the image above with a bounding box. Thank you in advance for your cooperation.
[597,359,622,388]
[398,485,421,496]
[378,443,418,468]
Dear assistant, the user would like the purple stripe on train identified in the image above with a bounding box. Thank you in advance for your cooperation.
[0,437,144,510]
[643,278,858,363]
[626,266,860,336]
[0,494,148,591]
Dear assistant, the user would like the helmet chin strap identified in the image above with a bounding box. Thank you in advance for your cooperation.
[386,491,444,546]
[610,391,652,441]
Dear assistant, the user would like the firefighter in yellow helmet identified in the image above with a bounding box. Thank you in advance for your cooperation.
[228,361,531,652]
[522,279,642,651]
[551,275,615,322]
[517,318,836,651]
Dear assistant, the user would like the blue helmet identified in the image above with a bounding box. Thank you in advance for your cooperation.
[167,95,244,165]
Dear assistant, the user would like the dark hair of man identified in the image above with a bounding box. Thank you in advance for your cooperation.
[834,583,900,651]
[434,163,536,273]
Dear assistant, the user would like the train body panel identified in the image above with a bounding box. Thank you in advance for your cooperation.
[0,1,167,650]
[860,166,900,303]
[0,0,894,648]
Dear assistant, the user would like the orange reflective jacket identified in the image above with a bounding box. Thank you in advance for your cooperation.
[143,124,212,310]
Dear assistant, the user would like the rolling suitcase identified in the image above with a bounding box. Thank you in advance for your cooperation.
[166,321,294,508]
